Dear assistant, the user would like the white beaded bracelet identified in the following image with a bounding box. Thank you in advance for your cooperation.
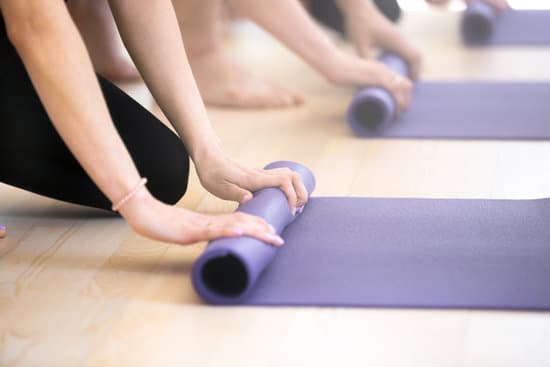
[112,177,148,212]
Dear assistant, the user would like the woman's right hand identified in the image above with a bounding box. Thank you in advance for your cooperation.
[118,188,285,246]
[323,52,413,114]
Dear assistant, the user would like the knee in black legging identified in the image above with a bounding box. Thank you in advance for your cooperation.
[141,151,190,206]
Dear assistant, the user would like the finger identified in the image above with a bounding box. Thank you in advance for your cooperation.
[402,78,413,110]
[398,76,413,113]
[239,218,285,247]
[289,171,309,208]
[410,59,421,81]
[276,174,298,214]
[262,168,299,213]
[220,182,254,204]
[223,213,284,247]
[270,168,309,208]
[264,168,308,207]
[405,50,422,80]
[390,75,405,114]
[245,213,277,234]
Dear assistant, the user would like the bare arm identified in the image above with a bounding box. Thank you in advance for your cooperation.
[0,0,284,246]
[107,0,219,162]
[1,0,141,204]
[227,0,413,111]
[229,0,351,81]
[106,0,309,210]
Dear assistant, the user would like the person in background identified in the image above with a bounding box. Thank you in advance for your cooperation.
[67,0,418,109]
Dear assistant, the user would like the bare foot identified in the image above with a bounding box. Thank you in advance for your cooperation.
[173,0,303,108]
[68,0,140,81]
[188,49,305,109]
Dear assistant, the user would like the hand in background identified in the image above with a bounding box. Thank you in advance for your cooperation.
[323,52,413,113]
[339,0,422,80]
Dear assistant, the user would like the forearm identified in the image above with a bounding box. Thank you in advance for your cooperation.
[108,0,221,161]
[1,1,141,204]
[228,0,343,78]
[335,0,379,17]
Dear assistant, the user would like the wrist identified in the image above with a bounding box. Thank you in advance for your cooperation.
[319,50,351,84]
[185,129,222,159]
[189,138,224,165]
[117,185,157,225]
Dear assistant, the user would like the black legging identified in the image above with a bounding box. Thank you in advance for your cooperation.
[310,0,402,35]
[0,18,190,211]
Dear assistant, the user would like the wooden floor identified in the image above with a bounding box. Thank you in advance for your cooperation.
[2,10,550,367]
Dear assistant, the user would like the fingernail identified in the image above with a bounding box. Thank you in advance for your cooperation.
[268,224,276,233]
[297,206,304,214]
[233,228,243,236]
[292,207,297,216]
[241,193,253,203]
[266,234,285,246]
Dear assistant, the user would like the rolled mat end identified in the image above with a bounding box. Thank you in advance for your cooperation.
[461,0,498,45]
[347,52,410,136]
[192,161,316,304]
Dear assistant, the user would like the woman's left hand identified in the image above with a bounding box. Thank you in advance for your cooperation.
[193,150,309,214]
[339,0,423,80]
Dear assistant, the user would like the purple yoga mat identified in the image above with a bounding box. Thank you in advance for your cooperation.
[347,53,550,139]
[192,162,550,310]
[191,161,316,304]
[461,1,550,46]
[347,52,409,133]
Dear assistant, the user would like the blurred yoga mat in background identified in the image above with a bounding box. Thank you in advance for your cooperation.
[347,53,550,139]
[461,0,550,46]
[192,162,550,310]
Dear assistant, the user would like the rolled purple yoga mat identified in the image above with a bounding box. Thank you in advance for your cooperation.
[191,161,316,304]
[192,161,550,309]
[460,1,550,46]
[461,0,498,45]
[346,52,550,140]
[347,52,409,135]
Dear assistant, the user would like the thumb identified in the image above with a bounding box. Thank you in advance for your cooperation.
[219,184,253,204]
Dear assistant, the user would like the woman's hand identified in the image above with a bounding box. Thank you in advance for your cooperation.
[337,0,422,80]
[193,149,309,215]
[119,188,285,246]
[323,52,413,114]
[346,9,422,80]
